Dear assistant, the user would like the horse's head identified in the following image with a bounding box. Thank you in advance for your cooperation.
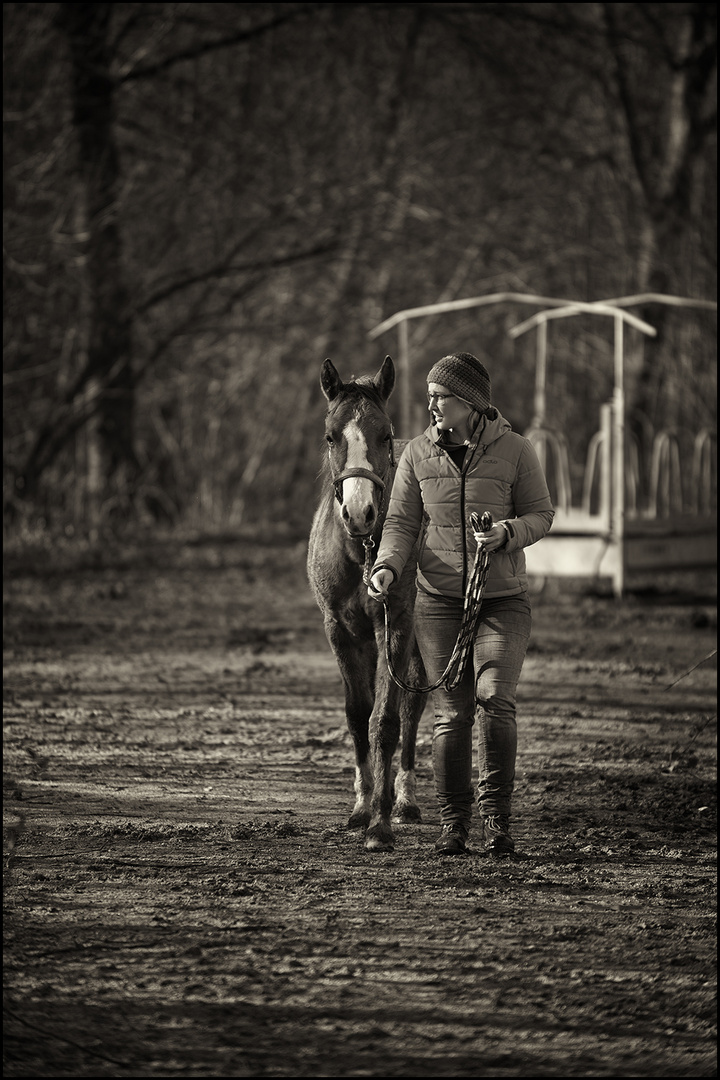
[320,355,396,538]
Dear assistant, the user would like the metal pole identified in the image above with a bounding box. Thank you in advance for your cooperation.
[534,319,548,427]
[398,317,411,438]
[600,402,612,527]
[612,313,626,597]
[531,320,548,476]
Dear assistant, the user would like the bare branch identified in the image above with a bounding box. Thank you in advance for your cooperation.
[601,2,653,205]
[118,5,315,84]
[136,241,338,315]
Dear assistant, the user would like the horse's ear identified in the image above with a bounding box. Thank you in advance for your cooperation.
[373,355,395,402]
[320,359,343,402]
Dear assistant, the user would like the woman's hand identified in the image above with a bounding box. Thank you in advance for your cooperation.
[472,523,508,554]
[368,568,394,601]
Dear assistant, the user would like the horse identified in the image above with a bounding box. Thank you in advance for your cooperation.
[307,355,426,851]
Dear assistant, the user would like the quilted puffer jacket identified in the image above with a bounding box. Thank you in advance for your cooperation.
[374,409,554,599]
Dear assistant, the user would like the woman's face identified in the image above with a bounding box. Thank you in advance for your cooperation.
[427,383,474,433]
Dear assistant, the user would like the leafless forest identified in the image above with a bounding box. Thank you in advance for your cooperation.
[3,2,717,542]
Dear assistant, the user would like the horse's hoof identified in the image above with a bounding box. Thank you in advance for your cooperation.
[364,823,395,852]
[364,834,395,853]
[392,804,422,824]
[347,811,370,831]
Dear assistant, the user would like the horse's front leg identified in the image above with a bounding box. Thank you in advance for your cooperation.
[364,687,401,852]
[342,671,376,831]
[363,614,411,851]
[325,617,375,830]
[393,645,425,824]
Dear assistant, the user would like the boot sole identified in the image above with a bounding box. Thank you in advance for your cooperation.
[434,842,470,856]
[487,840,515,855]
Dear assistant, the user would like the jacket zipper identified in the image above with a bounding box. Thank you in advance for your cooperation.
[438,435,488,596]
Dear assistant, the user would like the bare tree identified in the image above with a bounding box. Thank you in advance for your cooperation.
[3,2,715,534]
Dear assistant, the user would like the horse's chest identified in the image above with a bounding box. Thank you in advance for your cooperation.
[336,592,376,637]
[322,571,379,639]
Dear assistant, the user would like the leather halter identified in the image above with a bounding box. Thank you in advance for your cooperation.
[331,431,396,506]
[331,435,396,562]
[332,466,386,504]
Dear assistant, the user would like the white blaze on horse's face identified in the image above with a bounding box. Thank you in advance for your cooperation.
[337,417,381,537]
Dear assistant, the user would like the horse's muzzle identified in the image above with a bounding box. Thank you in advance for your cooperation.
[334,468,386,539]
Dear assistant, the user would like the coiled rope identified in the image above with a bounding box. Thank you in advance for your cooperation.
[366,511,494,694]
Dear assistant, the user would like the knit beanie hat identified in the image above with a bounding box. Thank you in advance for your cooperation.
[426,352,491,413]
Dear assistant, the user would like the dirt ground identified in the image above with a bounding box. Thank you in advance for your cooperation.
[2,533,717,1078]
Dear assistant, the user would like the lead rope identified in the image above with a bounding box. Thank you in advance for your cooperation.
[365,511,494,695]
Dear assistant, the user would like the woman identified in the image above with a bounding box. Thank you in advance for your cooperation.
[368,352,554,856]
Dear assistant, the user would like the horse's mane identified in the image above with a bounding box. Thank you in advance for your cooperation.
[326,377,389,416]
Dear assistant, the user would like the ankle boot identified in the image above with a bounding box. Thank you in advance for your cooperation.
[434,822,470,856]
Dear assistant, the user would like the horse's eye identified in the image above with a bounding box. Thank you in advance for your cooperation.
[325,435,334,446]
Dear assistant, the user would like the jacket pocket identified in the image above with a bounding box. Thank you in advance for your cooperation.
[416,513,429,563]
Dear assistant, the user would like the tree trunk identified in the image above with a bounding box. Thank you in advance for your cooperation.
[58,2,137,504]
[602,3,716,488]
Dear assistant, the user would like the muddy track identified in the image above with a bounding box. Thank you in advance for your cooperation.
[3,538,717,1077]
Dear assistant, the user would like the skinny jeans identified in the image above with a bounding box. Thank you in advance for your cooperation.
[413,589,532,826]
